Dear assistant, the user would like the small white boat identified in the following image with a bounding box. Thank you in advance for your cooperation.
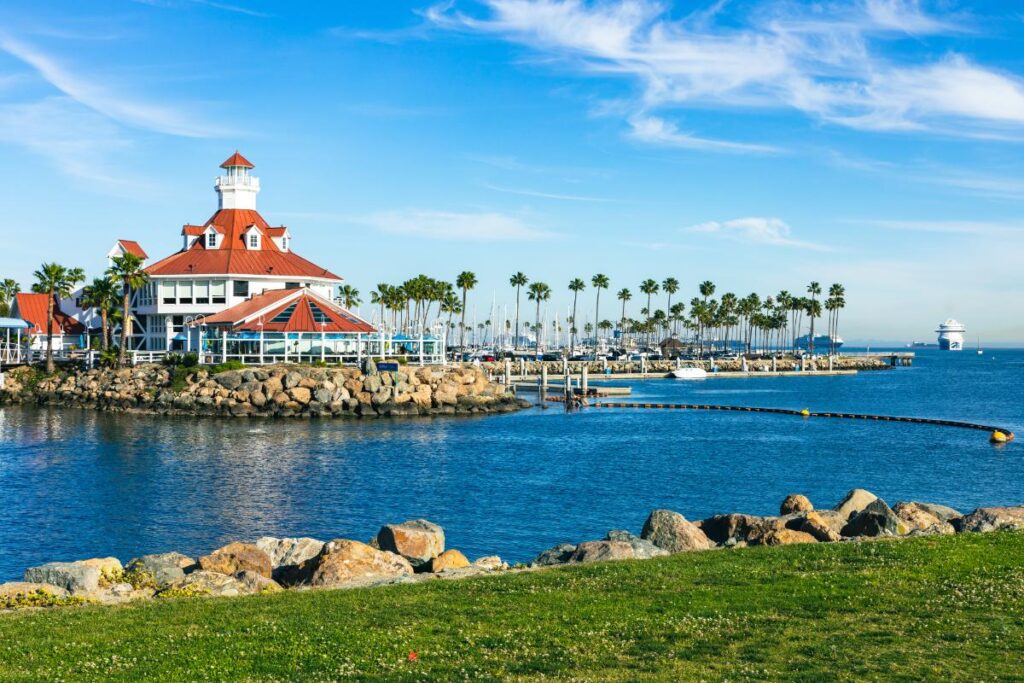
[671,367,708,380]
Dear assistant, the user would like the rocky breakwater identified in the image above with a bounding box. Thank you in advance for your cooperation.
[481,356,888,376]
[533,489,1022,567]
[0,363,528,419]
[1,519,509,610]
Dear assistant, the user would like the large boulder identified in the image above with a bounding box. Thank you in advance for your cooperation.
[428,549,470,573]
[376,520,445,569]
[892,502,956,532]
[606,530,670,559]
[308,540,413,588]
[841,498,908,537]
[833,489,879,521]
[126,552,196,587]
[472,556,506,571]
[699,514,765,546]
[904,501,962,523]
[0,582,70,599]
[780,494,813,515]
[641,509,713,552]
[198,542,272,579]
[952,506,1024,533]
[748,527,818,546]
[568,540,637,563]
[166,570,247,597]
[24,562,100,595]
[255,537,325,569]
[534,543,577,566]
[788,511,843,542]
[236,570,283,594]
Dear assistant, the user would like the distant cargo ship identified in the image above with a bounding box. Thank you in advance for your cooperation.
[906,341,938,348]
[795,334,843,350]
[936,319,966,351]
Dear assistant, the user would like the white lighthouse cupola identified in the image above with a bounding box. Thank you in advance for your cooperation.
[215,151,260,210]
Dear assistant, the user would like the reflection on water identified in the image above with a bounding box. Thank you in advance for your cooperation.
[0,349,1022,579]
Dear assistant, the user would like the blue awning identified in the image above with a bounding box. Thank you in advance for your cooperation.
[0,317,30,329]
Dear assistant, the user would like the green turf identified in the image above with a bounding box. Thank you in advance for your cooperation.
[2,531,1023,681]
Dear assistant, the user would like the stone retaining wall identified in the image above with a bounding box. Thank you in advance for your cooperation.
[0,363,527,418]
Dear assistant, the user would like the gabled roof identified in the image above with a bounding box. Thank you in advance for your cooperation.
[148,208,342,280]
[13,293,86,335]
[115,239,148,259]
[220,151,254,169]
[197,288,375,333]
[266,227,288,237]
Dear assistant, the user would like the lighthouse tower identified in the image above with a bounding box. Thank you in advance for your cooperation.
[215,151,260,210]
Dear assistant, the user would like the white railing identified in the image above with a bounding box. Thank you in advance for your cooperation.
[0,342,23,366]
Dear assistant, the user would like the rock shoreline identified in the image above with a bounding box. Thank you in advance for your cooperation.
[4,489,1023,611]
[480,356,891,375]
[0,363,529,419]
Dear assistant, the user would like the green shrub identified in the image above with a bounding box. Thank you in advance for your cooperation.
[181,352,199,368]
[206,360,245,374]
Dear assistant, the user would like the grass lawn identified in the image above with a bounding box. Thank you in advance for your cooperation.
[1,531,1023,681]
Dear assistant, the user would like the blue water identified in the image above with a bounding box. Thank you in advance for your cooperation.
[1,349,1022,580]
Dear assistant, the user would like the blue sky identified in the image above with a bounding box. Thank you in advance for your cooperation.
[1,0,1023,342]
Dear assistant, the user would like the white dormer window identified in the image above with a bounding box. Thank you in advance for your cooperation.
[281,236,289,252]
[244,226,261,250]
[205,230,218,248]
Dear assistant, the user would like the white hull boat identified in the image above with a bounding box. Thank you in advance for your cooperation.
[671,367,708,380]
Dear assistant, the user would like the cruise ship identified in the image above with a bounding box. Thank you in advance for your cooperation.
[936,319,966,351]
[795,334,843,351]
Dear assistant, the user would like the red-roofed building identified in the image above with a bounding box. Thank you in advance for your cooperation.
[130,154,348,351]
[12,293,87,350]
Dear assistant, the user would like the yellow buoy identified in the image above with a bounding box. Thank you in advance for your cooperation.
[991,430,1008,444]
[801,409,810,417]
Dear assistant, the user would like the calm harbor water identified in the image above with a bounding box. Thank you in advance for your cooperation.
[1,349,1022,580]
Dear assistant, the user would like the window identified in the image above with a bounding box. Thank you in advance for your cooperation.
[206,232,217,248]
[270,303,297,324]
[233,280,249,298]
[211,280,226,304]
[195,280,209,305]
[178,281,193,305]
[308,302,333,324]
[248,233,259,249]
[161,280,176,305]
[285,282,300,290]
[281,237,289,252]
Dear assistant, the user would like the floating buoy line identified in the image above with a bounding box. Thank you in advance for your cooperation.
[543,396,1015,444]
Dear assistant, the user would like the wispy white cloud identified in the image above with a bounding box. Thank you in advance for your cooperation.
[0,35,221,137]
[627,114,782,153]
[828,151,1024,200]
[427,0,1023,149]
[482,182,617,202]
[687,217,831,250]
[0,96,145,192]
[129,0,271,18]
[359,209,553,241]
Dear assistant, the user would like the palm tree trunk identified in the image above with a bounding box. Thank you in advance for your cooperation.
[594,288,601,349]
[45,294,55,374]
[514,287,521,351]
[118,286,130,367]
[570,293,578,355]
[101,310,109,351]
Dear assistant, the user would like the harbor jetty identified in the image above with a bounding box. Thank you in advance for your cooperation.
[3,487,1023,611]
[0,363,526,418]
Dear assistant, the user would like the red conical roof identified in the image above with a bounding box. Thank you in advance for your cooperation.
[220,151,254,169]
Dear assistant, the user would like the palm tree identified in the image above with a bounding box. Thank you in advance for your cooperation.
[590,274,609,347]
[337,284,361,310]
[0,278,19,317]
[806,281,822,354]
[370,283,389,330]
[827,283,846,355]
[527,281,551,352]
[639,279,658,346]
[455,271,477,349]
[661,277,679,334]
[81,278,118,351]
[616,288,632,345]
[509,272,528,350]
[107,253,149,367]
[31,263,84,373]
[567,278,586,355]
